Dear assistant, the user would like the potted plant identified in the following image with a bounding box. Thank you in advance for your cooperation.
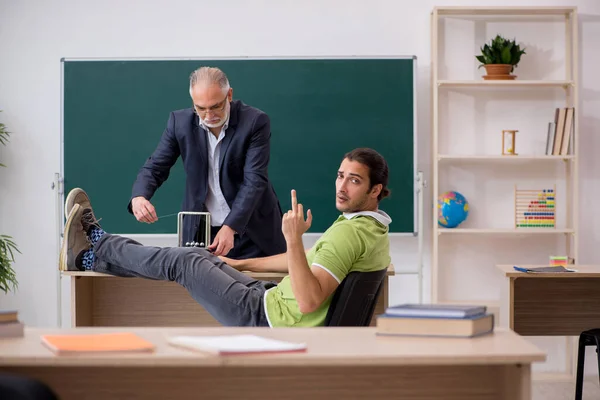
[476,34,526,80]
[0,112,20,294]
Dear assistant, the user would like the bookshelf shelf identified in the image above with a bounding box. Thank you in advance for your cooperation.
[437,80,574,88]
[434,6,576,16]
[437,228,574,235]
[438,155,575,162]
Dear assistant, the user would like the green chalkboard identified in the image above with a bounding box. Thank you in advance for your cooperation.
[63,57,416,234]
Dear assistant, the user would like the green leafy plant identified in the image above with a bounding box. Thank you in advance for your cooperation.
[0,113,8,168]
[476,34,526,72]
[0,111,20,293]
[0,235,19,293]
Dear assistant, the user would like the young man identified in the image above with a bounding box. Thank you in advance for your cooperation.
[60,148,391,327]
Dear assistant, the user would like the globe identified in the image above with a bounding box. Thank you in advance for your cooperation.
[438,191,469,228]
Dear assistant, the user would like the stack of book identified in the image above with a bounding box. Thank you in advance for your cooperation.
[0,310,24,338]
[545,107,574,156]
[376,304,494,338]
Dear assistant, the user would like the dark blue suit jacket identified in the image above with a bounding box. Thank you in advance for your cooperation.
[128,100,286,256]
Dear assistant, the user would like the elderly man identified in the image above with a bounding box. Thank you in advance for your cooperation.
[67,67,286,259]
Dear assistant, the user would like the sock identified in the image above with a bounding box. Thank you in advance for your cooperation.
[76,248,96,271]
[88,226,106,246]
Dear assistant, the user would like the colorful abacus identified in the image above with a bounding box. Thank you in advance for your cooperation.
[514,185,556,228]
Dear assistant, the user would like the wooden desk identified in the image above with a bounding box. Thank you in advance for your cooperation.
[64,266,394,327]
[496,265,600,336]
[0,326,545,400]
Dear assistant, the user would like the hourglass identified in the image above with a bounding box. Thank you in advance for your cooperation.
[502,130,518,155]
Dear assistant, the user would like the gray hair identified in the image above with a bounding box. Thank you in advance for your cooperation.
[189,67,230,94]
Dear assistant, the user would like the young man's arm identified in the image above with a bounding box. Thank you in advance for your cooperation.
[221,252,288,272]
[220,248,312,273]
[282,190,340,314]
[286,237,339,313]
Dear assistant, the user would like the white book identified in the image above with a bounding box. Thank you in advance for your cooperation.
[545,122,556,155]
[167,334,307,355]
[560,107,574,155]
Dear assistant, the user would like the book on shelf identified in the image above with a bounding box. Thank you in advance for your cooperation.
[41,332,155,355]
[376,312,494,338]
[546,107,574,156]
[167,334,307,356]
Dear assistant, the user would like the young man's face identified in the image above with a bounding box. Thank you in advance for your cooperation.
[335,158,380,213]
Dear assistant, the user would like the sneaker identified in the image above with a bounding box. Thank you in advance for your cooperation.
[59,204,90,271]
[65,188,92,217]
[81,207,102,235]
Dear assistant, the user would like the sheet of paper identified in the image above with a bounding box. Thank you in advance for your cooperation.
[168,334,307,354]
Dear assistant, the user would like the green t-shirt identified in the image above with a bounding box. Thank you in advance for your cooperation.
[264,210,391,327]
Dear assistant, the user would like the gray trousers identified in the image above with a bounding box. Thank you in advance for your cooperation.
[94,233,275,327]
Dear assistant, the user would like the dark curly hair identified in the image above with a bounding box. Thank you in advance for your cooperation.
[343,148,390,201]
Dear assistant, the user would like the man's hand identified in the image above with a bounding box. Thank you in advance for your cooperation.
[131,196,158,223]
[209,225,236,256]
[282,189,312,244]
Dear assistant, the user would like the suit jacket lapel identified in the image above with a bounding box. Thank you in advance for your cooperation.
[194,119,209,199]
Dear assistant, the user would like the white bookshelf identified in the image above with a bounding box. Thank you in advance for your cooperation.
[437,228,575,235]
[431,7,579,375]
[431,7,579,316]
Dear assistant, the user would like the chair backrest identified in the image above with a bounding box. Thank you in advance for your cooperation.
[324,267,388,327]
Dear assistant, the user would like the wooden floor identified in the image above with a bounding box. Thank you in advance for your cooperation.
[533,378,600,400]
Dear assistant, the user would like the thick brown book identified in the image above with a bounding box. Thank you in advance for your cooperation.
[0,321,24,338]
[0,310,18,323]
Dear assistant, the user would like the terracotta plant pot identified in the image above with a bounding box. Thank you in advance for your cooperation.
[483,64,516,80]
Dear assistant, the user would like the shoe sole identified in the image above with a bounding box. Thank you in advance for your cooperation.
[65,188,91,217]
[59,203,82,271]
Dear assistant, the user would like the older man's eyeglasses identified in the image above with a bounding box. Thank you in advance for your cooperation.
[194,95,229,115]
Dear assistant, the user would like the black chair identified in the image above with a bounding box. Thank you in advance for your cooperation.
[575,328,600,400]
[324,268,388,326]
[0,373,59,400]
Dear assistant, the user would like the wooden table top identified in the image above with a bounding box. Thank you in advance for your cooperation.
[0,326,545,368]
[496,264,600,278]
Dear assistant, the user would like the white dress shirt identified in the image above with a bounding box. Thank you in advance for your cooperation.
[200,116,232,227]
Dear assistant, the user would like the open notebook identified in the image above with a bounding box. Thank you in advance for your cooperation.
[513,266,576,273]
[168,334,307,355]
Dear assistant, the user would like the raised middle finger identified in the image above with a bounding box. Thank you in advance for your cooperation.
[291,189,297,212]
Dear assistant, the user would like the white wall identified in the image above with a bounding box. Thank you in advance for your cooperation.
[0,0,599,375]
